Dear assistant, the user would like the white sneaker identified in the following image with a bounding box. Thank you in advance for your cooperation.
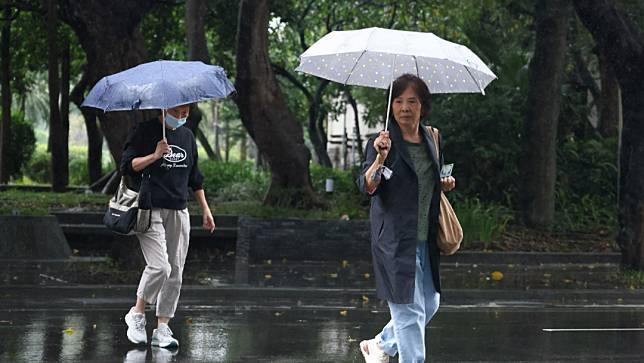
[360,338,389,363]
[124,307,147,345]
[152,323,179,348]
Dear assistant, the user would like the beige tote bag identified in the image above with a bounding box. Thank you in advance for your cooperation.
[427,126,463,255]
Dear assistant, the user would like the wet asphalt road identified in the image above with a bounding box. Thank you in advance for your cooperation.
[1,302,644,362]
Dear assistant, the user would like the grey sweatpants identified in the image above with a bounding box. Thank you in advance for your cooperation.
[135,208,190,318]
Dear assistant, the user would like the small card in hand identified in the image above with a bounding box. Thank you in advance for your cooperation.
[440,163,454,178]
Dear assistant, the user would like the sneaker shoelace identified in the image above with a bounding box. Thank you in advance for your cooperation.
[159,325,173,337]
[133,315,145,331]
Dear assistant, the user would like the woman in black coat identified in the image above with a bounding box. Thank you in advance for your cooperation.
[358,74,456,363]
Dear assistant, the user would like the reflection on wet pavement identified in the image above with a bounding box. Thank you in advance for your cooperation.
[1,307,643,362]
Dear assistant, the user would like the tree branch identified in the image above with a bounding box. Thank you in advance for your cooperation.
[272,62,313,101]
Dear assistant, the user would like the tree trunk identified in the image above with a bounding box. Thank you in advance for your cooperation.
[196,127,217,160]
[47,0,67,192]
[71,71,104,186]
[272,64,333,167]
[519,0,571,230]
[574,0,644,270]
[345,89,364,162]
[308,79,332,167]
[85,113,103,186]
[59,0,155,189]
[184,0,214,158]
[0,5,11,183]
[186,0,209,64]
[59,30,70,186]
[598,49,620,138]
[235,0,321,208]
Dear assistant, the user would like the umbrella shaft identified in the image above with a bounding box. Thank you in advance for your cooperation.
[162,110,166,140]
[384,55,396,131]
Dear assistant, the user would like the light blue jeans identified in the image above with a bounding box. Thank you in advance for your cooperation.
[376,241,440,363]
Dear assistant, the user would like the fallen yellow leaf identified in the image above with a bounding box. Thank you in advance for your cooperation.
[62,328,75,335]
[339,310,348,316]
[342,260,349,268]
[491,271,504,281]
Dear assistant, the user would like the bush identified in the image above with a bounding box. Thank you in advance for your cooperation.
[309,164,368,218]
[429,84,525,206]
[24,146,50,184]
[199,160,268,200]
[554,136,618,232]
[24,145,116,186]
[4,113,36,180]
[453,197,513,249]
[69,157,90,186]
[309,164,358,194]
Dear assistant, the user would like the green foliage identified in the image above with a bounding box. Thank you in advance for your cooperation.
[23,145,114,186]
[23,146,51,184]
[4,113,36,180]
[199,160,268,200]
[309,164,367,219]
[431,85,525,205]
[553,136,618,232]
[454,197,513,249]
[618,269,644,289]
[554,191,617,233]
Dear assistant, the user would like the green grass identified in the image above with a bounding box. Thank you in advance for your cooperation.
[0,190,110,215]
[1,189,369,220]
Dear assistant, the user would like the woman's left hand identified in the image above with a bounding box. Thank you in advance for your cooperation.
[203,210,216,233]
[441,176,456,192]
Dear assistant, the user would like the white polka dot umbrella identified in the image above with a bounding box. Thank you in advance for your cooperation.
[295,27,497,130]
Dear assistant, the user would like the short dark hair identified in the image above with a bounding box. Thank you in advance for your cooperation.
[388,73,432,121]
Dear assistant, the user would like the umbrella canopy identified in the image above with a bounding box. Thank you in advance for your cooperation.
[82,60,235,112]
[296,27,496,94]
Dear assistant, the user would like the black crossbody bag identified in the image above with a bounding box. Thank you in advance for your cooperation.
[103,173,152,235]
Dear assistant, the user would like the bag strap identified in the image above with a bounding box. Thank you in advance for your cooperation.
[425,126,441,160]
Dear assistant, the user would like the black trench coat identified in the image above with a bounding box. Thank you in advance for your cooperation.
[357,120,443,304]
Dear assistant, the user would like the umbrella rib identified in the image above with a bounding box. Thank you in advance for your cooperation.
[412,55,419,78]
[343,50,367,85]
[463,65,485,95]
